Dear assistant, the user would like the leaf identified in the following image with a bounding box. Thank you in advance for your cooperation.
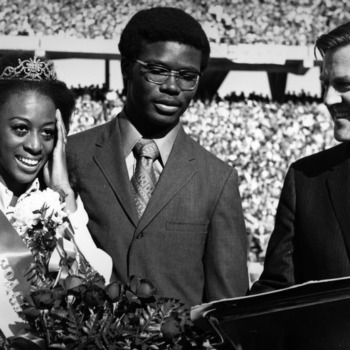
[125,290,141,305]
[51,308,69,319]
[65,303,83,341]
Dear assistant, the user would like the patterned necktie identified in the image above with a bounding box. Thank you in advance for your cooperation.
[131,138,160,219]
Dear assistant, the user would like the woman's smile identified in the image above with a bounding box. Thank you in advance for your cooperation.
[15,155,42,170]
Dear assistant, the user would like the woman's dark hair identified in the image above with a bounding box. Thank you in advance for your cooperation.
[118,7,210,72]
[315,22,350,57]
[0,53,75,131]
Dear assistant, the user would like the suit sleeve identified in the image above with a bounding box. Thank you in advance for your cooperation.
[250,166,297,294]
[204,168,249,301]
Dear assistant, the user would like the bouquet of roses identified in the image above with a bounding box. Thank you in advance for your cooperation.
[5,189,213,349]
[11,275,212,350]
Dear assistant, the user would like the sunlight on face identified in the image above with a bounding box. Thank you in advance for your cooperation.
[322,44,350,142]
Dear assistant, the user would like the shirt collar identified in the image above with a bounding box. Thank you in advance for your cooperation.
[118,109,180,166]
[0,178,40,213]
[17,178,40,202]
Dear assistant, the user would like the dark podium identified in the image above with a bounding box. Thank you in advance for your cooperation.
[191,277,350,350]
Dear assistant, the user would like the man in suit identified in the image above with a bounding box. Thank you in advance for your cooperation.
[251,22,350,294]
[67,7,248,306]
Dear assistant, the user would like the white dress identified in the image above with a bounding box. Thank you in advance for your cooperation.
[0,180,112,337]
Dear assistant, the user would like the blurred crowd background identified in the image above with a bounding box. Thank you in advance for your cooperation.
[1,0,349,45]
[0,0,339,269]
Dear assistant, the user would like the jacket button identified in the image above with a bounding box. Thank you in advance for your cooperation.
[136,232,144,239]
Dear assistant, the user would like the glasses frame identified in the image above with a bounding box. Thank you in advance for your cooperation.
[135,59,201,91]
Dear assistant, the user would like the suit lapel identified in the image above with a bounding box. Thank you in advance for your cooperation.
[135,128,197,235]
[93,118,139,226]
[327,144,350,255]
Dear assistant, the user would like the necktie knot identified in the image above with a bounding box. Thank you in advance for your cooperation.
[131,138,159,220]
[134,138,159,161]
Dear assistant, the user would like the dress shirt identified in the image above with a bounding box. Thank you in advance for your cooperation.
[118,110,180,179]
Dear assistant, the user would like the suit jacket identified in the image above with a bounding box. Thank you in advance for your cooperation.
[251,142,350,294]
[67,116,248,306]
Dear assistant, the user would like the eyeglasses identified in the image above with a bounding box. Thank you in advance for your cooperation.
[135,59,201,91]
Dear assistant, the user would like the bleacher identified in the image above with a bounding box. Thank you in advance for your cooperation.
[0,0,348,45]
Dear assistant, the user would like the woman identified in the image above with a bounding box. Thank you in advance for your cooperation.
[0,54,112,338]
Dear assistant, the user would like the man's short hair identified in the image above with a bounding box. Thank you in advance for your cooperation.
[118,7,210,71]
[315,22,350,57]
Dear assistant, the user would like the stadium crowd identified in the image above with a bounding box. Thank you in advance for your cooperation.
[69,87,336,263]
[0,0,349,45]
[0,0,340,275]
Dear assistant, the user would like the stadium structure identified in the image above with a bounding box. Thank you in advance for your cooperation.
[0,34,321,102]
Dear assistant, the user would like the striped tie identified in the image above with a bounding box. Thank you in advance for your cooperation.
[131,138,159,219]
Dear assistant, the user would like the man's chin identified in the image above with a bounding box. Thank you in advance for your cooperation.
[150,113,180,128]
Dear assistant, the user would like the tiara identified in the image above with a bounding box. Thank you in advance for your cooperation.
[0,56,57,81]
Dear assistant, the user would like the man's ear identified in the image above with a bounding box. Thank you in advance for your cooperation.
[121,57,132,80]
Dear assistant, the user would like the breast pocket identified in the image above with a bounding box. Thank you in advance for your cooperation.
[166,221,209,233]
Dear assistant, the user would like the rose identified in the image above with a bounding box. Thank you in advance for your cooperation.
[12,188,68,236]
[91,275,106,289]
[21,306,41,321]
[161,318,182,342]
[42,230,58,250]
[63,275,86,305]
[84,285,106,307]
[40,188,66,224]
[29,289,55,310]
[135,279,157,299]
[63,275,85,291]
[12,192,43,229]
[130,276,157,299]
[105,281,122,302]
